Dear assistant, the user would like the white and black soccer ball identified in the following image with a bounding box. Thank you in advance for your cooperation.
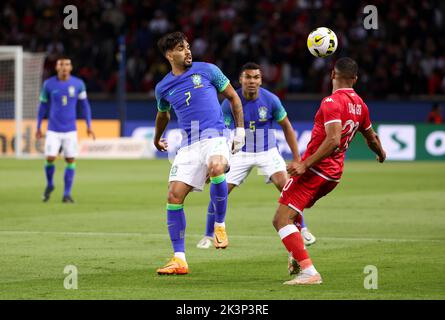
[307,27,338,58]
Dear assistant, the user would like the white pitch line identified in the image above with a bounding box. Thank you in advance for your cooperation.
[0,230,444,243]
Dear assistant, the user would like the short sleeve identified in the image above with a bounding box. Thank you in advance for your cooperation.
[271,94,287,122]
[78,80,87,100]
[39,81,49,103]
[221,99,234,128]
[155,85,171,112]
[207,63,230,92]
[320,96,341,126]
[360,103,372,132]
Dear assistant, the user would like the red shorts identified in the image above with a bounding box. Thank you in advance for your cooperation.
[278,169,338,213]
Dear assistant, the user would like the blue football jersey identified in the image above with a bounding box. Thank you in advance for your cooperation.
[222,87,287,152]
[155,62,230,147]
[39,76,89,132]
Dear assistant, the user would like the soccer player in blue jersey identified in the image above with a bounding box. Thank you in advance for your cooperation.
[196,63,316,249]
[154,32,245,275]
[36,56,95,203]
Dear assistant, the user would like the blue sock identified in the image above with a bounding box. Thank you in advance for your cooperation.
[300,214,307,229]
[64,163,76,197]
[210,174,228,224]
[205,201,216,237]
[45,161,55,188]
[167,204,186,253]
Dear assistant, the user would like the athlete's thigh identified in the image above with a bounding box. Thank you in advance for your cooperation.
[169,143,207,192]
[278,170,325,213]
[269,171,288,191]
[257,148,287,184]
[61,131,78,158]
[306,179,339,208]
[225,152,254,186]
[44,130,62,157]
[204,137,230,166]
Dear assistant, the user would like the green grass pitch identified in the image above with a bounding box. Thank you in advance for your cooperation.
[0,159,444,299]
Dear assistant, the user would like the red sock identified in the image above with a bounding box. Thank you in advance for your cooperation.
[279,224,312,269]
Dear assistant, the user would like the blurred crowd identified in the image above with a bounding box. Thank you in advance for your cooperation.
[1,0,445,99]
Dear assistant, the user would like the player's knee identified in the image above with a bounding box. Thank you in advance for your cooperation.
[167,190,183,204]
[46,157,56,163]
[208,162,226,177]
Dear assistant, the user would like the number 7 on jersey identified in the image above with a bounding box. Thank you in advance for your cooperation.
[185,91,191,106]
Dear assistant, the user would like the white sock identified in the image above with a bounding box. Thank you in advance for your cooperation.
[302,265,318,276]
[174,252,186,262]
[215,222,225,228]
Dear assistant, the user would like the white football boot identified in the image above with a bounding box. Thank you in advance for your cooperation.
[196,236,213,249]
[301,227,316,246]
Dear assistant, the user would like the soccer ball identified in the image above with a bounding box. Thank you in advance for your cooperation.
[307,27,338,58]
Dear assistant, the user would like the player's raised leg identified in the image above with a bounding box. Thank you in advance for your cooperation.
[270,170,316,246]
[208,154,230,249]
[272,204,322,285]
[270,171,314,275]
[197,183,236,249]
[157,181,193,275]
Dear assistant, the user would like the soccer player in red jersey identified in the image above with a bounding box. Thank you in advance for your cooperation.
[272,57,386,285]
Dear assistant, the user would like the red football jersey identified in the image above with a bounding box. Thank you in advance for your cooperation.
[302,88,372,181]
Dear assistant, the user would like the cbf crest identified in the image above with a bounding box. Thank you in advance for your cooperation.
[68,86,76,97]
[258,106,268,122]
[191,74,203,89]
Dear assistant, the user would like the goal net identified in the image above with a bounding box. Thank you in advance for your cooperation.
[0,46,46,158]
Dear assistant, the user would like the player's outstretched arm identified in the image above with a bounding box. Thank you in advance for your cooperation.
[362,128,386,163]
[221,83,245,153]
[287,122,341,176]
[154,111,170,152]
[278,116,300,161]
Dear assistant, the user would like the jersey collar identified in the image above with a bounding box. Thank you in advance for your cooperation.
[332,88,355,94]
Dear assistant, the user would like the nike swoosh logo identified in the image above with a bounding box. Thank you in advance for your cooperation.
[315,35,326,43]
[168,89,177,96]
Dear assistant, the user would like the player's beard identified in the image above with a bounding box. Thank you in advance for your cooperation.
[184,56,192,68]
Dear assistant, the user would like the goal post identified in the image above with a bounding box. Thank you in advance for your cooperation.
[0,46,45,158]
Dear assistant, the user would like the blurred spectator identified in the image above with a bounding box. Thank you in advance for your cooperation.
[1,0,445,98]
[427,102,443,124]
